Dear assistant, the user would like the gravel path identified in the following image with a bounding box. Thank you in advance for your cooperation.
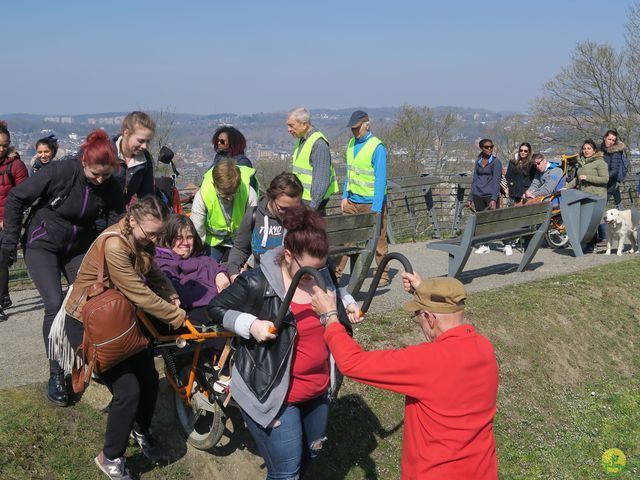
[0,242,634,390]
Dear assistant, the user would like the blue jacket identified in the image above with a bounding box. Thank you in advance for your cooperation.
[469,155,502,201]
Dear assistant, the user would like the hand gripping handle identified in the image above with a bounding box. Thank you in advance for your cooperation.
[268,267,327,333]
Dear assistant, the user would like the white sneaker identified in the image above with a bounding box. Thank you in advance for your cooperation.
[474,245,490,254]
[504,245,513,256]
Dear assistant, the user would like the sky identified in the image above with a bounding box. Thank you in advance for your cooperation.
[3,0,636,116]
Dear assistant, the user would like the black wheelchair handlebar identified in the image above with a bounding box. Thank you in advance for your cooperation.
[271,267,327,331]
[359,253,414,316]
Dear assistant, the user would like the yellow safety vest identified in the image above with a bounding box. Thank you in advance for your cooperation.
[200,166,255,246]
[346,136,385,197]
[292,131,338,201]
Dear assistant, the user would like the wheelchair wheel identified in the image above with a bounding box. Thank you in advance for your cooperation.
[545,214,569,249]
[545,227,569,249]
[173,365,226,450]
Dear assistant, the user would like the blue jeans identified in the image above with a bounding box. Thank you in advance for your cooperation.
[241,394,329,480]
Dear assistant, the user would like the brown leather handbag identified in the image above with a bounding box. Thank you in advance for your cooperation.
[72,232,149,393]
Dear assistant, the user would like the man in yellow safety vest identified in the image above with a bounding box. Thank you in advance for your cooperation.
[191,159,258,261]
[335,110,390,286]
[287,106,338,213]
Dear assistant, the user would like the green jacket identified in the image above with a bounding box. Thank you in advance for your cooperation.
[566,151,608,199]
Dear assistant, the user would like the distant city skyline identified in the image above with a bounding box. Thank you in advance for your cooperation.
[3,0,636,116]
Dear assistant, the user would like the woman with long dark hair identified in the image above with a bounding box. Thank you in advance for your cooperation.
[208,205,360,479]
[566,139,609,252]
[0,129,125,406]
[600,129,628,208]
[155,214,230,324]
[505,142,535,205]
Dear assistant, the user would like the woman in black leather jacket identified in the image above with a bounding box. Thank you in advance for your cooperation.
[0,129,125,407]
[207,205,360,479]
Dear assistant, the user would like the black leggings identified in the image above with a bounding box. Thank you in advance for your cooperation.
[25,248,84,375]
[66,316,159,459]
[0,231,8,301]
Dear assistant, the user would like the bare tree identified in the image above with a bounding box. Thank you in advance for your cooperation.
[531,41,625,150]
[382,104,459,177]
[485,114,542,160]
[150,107,177,176]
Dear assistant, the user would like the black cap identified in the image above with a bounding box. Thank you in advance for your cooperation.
[346,110,369,128]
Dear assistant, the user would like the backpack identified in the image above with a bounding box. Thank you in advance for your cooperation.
[0,157,16,186]
[71,233,149,393]
[619,154,630,182]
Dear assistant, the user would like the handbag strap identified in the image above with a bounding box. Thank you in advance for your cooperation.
[93,231,128,287]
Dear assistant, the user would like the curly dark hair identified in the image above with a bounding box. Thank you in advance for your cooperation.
[211,126,247,157]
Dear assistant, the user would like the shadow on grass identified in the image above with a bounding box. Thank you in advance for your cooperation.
[307,394,403,480]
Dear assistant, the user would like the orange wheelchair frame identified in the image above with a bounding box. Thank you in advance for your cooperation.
[137,311,236,450]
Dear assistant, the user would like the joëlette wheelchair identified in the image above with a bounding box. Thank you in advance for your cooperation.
[137,253,414,451]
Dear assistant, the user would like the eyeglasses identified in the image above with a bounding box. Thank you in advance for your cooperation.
[138,222,161,241]
[519,149,529,153]
[273,199,289,214]
[481,145,494,149]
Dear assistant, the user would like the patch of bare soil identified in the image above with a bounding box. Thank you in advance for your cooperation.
[82,380,266,479]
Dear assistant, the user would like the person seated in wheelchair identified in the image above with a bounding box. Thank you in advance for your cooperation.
[154,214,230,329]
[523,153,563,202]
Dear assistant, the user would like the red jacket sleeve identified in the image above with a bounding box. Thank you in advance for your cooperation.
[324,322,436,398]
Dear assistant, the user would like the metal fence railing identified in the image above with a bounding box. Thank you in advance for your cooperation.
[9,172,639,286]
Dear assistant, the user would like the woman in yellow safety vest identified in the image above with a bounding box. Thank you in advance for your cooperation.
[191,159,258,261]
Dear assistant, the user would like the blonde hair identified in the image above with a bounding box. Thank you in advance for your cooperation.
[121,111,156,136]
[212,159,241,197]
[120,195,168,275]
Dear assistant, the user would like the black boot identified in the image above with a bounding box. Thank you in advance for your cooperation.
[47,371,68,407]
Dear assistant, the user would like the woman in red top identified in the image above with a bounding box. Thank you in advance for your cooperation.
[207,205,361,479]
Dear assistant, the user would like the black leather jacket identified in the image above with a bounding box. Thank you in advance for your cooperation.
[207,266,352,402]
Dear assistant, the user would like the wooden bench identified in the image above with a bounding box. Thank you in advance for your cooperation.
[325,211,381,296]
[428,202,552,278]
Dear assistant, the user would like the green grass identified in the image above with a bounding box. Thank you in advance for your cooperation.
[1,260,639,478]
[308,259,640,479]
[0,386,191,479]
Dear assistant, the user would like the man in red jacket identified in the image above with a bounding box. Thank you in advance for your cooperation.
[313,274,499,479]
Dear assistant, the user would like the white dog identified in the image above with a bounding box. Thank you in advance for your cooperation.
[604,208,640,255]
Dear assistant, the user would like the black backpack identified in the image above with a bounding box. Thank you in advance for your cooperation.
[0,158,16,186]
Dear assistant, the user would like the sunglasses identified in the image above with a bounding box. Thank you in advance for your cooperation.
[293,256,328,275]
[519,149,529,153]
[216,138,228,145]
[482,145,494,149]
[535,160,544,165]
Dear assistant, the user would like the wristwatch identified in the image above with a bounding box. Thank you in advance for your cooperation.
[319,310,338,326]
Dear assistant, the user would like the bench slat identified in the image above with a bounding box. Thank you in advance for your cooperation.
[474,213,549,236]
[327,226,373,245]
[324,212,376,233]
[475,203,550,224]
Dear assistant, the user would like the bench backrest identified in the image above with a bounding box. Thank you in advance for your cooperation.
[325,211,378,247]
[472,202,551,239]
